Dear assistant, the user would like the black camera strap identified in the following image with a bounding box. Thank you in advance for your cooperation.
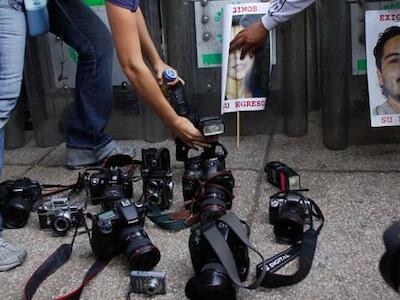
[23,214,111,300]
[203,212,267,289]
[256,199,324,288]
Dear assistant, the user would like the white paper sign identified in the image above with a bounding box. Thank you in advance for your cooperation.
[221,2,270,114]
[366,9,400,127]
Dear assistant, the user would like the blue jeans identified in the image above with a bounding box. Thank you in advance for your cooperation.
[0,0,25,235]
[48,0,114,152]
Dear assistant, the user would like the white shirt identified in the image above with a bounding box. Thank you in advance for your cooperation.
[262,0,316,30]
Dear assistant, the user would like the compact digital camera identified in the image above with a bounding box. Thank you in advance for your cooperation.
[130,270,166,296]
[0,178,42,228]
[90,199,160,270]
[141,148,174,210]
[37,197,83,236]
[269,191,311,244]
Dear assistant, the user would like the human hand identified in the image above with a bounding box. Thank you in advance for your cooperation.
[153,62,185,86]
[170,116,215,149]
[229,21,269,60]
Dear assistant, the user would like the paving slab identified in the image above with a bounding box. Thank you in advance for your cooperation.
[0,165,31,180]
[270,112,400,172]
[243,171,400,300]
[4,136,54,166]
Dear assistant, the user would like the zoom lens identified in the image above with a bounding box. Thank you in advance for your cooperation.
[121,226,161,270]
[3,195,32,229]
[185,263,236,300]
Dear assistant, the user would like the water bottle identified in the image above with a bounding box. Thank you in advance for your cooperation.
[24,0,50,37]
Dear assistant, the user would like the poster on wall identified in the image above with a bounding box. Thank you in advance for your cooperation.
[221,2,270,114]
[366,9,400,127]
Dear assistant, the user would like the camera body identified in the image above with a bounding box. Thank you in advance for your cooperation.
[87,166,133,209]
[37,197,83,236]
[269,191,311,244]
[0,178,42,228]
[186,219,250,299]
[90,199,160,270]
[183,144,234,221]
[141,148,174,210]
[130,270,166,296]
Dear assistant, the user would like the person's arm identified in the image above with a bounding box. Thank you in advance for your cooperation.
[230,0,315,58]
[135,8,182,85]
[106,3,207,148]
[262,0,315,31]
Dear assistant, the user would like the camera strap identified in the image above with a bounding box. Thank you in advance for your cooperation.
[146,202,190,231]
[202,212,267,289]
[256,199,324,288]
[23,215,111,300]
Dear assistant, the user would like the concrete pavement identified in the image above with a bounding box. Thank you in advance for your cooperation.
[0,112,399,300]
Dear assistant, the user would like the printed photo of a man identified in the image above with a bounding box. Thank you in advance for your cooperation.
[373,26,400,115]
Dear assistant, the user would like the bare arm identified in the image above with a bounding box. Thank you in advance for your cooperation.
[106,3,208,147]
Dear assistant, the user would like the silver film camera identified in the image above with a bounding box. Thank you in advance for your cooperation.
[130,270,166,296]
[37,197,83,236]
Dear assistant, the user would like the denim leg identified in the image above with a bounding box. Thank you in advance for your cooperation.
[0,1,26,136]
[48,0,114,151]
[0,127,3,236]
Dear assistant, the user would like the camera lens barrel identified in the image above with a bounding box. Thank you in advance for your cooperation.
[122,226,161,270]
[3,195,33,229]
[51,212,72,235]
[274,205,306,244]
[185,262,236,300]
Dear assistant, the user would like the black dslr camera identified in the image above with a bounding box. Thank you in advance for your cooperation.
[37,197,83,236]
[90,199,160,270]
[130,270,166,296]
[269,191,311,244]
[182,143,234,222]
[380,221,400,293]
[141,148,174,210]
[0,178,42,228]
[87,166,133,209]
[185,219,250,300]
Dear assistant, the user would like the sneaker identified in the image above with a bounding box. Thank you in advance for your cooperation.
[66,140,136,170]
[0,238,27,272]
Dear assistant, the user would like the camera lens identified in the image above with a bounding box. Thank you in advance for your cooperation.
[51,212,72,235]
[185,263,236,300]
[3,195,32,228]
[274,204,305,244]
[103,185,124,209]
[121,226,161,270]
[144,278,162,295]
[199,188,229,222]
[146,180,161,204]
